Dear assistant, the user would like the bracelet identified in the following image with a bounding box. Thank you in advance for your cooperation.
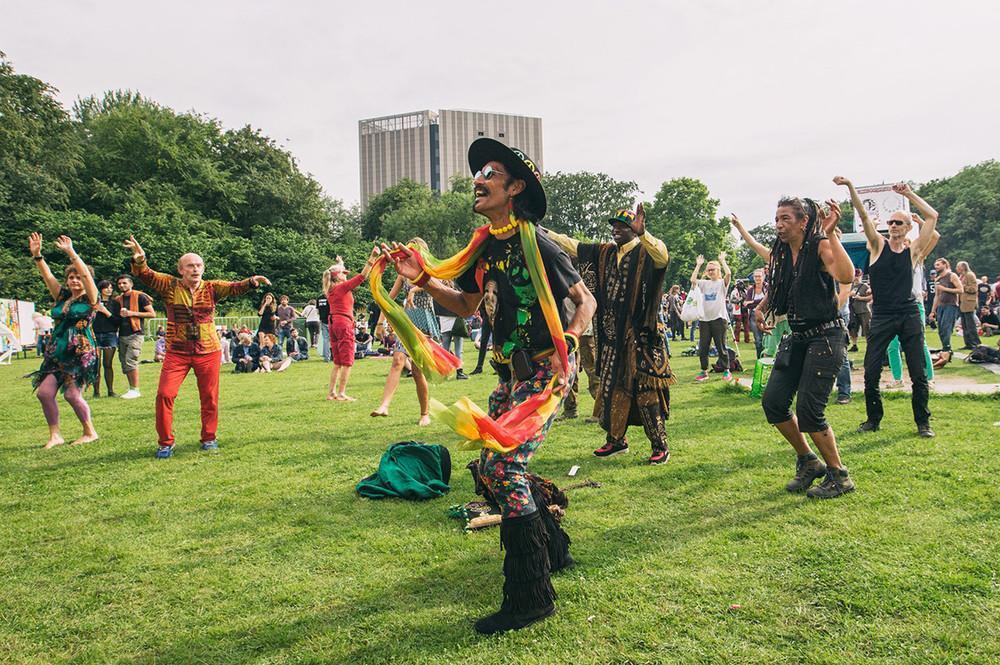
[32,255,44,262]
[563,331,579,355]
[413,270,431,287]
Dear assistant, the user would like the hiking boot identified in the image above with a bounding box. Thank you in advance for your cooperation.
[155,445,174,459]
[836,394,851,405]
[917,424,936,438]
[785,453,826,492]
[593,440,629,458]
[648,449,670,465]
[806,467,855,499]
[200,440,219,451]
[856,420,880,433]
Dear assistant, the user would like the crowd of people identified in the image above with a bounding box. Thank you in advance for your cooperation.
[19,135,1000,636]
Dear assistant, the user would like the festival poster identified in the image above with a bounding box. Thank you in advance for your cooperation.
[0,299,19,352]
[854,184,913,236]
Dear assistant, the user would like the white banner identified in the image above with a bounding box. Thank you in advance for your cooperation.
[854,184,911,234]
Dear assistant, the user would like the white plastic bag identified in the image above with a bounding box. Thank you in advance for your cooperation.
[680,287,703,323]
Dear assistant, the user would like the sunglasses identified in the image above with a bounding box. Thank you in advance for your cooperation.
[886,219,906,226]
[474,165,506,181]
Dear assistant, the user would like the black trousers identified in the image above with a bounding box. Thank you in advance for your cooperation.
[960,311,981,348]
[863,310,931,427]
[698,318,728,371]
[762,327,845,433]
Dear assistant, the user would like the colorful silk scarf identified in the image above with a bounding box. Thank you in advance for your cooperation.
[370,213,570,453]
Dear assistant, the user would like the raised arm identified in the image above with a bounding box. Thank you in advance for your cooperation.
[381,242,483,318]
[909,212,940,261]
[53,235,98,305]
[632,203,668,268]
[123,235,175,296]
[817,200,856,284]
[718,251,732,287]
[730,214,771,262]
[690,255,704,287]
[834,176,882,253]
[894,182,939,260]
[29,233,61,300]
[541,228,580,258]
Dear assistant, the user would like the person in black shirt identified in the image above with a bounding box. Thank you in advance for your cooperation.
[837,178,939,438]
[92,280,122,397]
[382,139,595,636]
[756,196,856,499]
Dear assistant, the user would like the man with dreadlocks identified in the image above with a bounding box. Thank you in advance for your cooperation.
[381,138,596,634]
[755,197,856,499]
[544,206,674,465]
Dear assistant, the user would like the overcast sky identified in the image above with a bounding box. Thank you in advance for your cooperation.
[6,0,1000,230]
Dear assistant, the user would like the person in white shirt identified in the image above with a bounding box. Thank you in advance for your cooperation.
[692,253,732,381]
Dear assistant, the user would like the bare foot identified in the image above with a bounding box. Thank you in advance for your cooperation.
[418,414,431,426]
[339,394,357,402]
[326,393,338,401]
[71,434,99,446]
[370,409,389,417]
[43,436,65,450]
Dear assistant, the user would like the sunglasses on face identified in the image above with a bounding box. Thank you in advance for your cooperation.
[474,165,507,181]
[886,219,906,226]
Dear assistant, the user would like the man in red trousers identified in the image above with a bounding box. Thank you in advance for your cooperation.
[124,236,271,458]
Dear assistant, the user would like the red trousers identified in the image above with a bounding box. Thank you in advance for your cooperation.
[156,351,221,447]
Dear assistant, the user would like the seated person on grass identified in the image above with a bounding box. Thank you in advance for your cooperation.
[980,306,999,336]
[233,333,260,373]
[285,327,309,362]
[258,334,292,373]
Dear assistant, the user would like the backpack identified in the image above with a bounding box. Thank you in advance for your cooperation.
[966,345,1000,364]
[712,346,743,373]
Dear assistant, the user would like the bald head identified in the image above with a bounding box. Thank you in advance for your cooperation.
[177,252,205,288]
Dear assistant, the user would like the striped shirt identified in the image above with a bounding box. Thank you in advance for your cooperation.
[132,259,253,355]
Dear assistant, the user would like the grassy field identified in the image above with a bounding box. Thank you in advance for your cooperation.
[1,340,997,664]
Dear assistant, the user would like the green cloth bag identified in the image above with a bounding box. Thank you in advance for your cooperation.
[356,441,452,500]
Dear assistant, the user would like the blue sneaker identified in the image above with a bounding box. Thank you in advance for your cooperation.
[200,440,219,451]
[155,445,173,459]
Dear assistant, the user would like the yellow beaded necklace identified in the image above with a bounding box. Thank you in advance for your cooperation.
[488,213,520,237]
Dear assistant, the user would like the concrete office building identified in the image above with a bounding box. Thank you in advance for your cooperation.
[358,109,543,208]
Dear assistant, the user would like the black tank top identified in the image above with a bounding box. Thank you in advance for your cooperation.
[869,244,916,316]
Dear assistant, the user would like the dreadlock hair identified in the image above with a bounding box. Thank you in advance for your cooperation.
[764,197,824,317]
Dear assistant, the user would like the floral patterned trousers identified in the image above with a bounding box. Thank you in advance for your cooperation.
[480,354,576,519]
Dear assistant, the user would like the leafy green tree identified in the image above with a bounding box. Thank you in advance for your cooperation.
[0,52,82,216]
[380,176,478,257]
[541,171,639,240]
[644,177,728,287]
[917,161,1000,278]
[360,179,432,240]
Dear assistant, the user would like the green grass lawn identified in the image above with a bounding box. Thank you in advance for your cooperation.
[1,341,997,664]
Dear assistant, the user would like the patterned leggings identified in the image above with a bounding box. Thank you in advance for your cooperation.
[480,355,576,519]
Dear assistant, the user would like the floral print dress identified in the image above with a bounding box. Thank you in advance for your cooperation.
[31,288,98,393]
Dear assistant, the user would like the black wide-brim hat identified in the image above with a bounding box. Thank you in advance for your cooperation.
[468,138,546,220]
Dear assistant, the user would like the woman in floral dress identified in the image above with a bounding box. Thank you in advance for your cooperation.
[28,233,100,449]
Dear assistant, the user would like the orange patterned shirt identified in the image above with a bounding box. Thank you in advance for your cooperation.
[132,259,254,355]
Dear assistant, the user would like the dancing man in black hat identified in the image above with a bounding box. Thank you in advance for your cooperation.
[383,138,595,635]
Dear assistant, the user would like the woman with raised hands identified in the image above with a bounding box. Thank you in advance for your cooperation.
[28,233,101,448]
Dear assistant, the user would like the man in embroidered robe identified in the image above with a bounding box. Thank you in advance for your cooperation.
[545,205,674,464]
